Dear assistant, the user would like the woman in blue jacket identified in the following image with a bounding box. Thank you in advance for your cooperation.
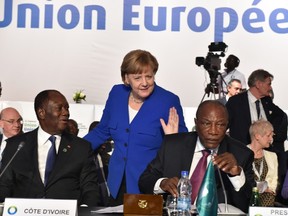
[84,49,188,205]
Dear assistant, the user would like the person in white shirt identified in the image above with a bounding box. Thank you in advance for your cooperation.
[219,54,246,93]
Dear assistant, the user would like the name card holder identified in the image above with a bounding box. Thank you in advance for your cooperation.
[249,206,288,216]
[3,198,77,216]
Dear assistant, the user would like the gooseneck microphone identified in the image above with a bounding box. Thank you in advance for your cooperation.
[217,165,228,213]
[211,150,229,213]
[0,141,25,179]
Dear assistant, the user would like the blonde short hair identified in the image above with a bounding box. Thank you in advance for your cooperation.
[249,119,273,139]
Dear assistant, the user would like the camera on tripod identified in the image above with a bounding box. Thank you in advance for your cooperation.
[195,42,228,95]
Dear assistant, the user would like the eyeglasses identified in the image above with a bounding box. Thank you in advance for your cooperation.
[1,119,23,125]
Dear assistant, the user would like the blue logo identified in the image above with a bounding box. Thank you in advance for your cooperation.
[7,206,17,215]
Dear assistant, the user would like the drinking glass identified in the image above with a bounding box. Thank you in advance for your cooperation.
[165,195,178,216]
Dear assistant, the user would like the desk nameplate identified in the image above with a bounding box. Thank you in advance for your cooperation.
[249,206,288,216]
[3,198,77,216]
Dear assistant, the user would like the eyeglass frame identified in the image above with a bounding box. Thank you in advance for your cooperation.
[1,118,23,125]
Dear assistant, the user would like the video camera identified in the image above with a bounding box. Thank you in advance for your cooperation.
[195,42,228,92]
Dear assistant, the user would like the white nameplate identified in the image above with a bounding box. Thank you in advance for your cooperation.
[249,206,288,216]
[3,198,77,216]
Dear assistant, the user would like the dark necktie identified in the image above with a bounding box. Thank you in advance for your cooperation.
[255,100,261,119]
[190,149,210,203]
[44,135,57,186]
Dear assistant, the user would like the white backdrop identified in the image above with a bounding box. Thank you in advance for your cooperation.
[1,0,288,112]
[0,101,197,137]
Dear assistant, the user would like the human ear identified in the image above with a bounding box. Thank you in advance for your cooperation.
[124,74,130,85]
[38,108,46,120]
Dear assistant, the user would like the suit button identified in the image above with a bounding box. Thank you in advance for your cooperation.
[123,157,127,161]
[126,128,129,133]
[124,143,128,147]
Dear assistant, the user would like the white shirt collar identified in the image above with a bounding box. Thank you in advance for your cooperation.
[2,134,8,142]
[37,126,61,146]
[248,90,258,103]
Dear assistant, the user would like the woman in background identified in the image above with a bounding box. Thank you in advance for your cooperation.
[248,119,278,206]
[84,49,188,205]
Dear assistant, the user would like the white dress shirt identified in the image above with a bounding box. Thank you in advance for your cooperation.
[221,69,247,91]
[0,134,8,162]
[37,126,61,183]
[247,90,267,122]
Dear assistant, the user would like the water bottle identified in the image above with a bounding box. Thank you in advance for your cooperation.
[177,170,192,215]
[249,187,261,206]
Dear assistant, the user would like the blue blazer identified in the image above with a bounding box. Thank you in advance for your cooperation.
[84,84,187,198]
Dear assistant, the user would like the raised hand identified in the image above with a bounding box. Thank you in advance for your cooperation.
[160,107,179,135]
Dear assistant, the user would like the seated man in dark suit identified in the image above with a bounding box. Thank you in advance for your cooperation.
[139,100,255,213]
[0,89,99,206]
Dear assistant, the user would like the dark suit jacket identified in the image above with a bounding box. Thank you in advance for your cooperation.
[138,132,255,213]
[0,129,99,206]
[226,91,287,152]
[217,96,227,105]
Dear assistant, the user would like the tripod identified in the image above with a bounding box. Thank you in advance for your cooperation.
[199,71,227,104]
[200,83,221,104]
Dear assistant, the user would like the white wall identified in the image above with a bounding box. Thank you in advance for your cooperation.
[1,0,287,110]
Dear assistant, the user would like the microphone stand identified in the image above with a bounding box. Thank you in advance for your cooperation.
[211,150,228,213]
[217,166,228,213]
[0,142,25,179]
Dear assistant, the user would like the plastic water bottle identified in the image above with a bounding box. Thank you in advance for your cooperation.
[177,170,192,215]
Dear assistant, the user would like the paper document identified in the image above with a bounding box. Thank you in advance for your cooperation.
[92,205,123,213]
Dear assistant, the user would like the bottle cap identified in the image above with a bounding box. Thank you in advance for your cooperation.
[252,187,259,192]
[181,171,189,177]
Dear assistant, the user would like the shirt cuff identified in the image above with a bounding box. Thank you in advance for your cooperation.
[153,178,167,194]
[228,166,245,191]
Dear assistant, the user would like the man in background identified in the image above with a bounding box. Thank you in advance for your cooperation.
[220,54,247,93]
[218,79,242,105]
[226,69,287,153]
[65,119,79,136]
[0,107,23,161]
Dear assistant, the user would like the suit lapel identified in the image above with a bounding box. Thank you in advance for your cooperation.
[182,133,197,173]
[25,129,43,186]
[243,91,252,123]
[217,136,228,155]
[261,97,272,121]
[45,134,73,186]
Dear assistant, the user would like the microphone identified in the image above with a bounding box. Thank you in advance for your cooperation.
[211,150,228,213]
[212,150,246,216]
[0,141,25,179]
[17,141,25,151]
[217,164,229,213]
